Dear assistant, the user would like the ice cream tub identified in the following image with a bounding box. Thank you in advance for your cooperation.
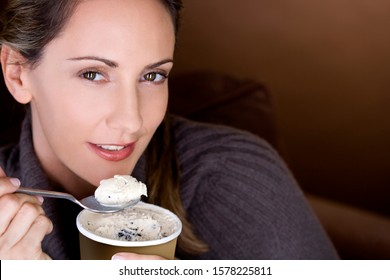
[76,202,182,260]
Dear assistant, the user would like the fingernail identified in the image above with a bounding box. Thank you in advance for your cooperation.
[9,178,21,187]
[36,196,44,204]
[112,254,125,260]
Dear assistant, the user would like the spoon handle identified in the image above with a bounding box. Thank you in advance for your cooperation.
[16,187,78,204]
[16,187,134,213]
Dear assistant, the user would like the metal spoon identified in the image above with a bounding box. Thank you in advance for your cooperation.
[16,187,140,213]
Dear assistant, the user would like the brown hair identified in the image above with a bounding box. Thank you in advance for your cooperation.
[0,0,208,256]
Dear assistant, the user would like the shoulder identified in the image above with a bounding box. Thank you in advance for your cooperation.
[170,115,338,259]
[170,114,300,211]
[171,114,280,163]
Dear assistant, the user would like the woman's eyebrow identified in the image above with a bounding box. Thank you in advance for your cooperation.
[67,56,173,69]
[67,56,118,68]
[145,58,174,69]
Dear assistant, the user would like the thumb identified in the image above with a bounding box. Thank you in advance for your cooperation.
[0,165,21,196]
[0,165,5,177]
[112,252,166,260]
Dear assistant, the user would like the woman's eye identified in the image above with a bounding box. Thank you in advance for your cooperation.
[142,72,167,83]
[81,71,104,81]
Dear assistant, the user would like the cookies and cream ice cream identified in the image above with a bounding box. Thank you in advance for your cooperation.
[95,175,147,206]
[77,202,182,259]
[78,202,180,242]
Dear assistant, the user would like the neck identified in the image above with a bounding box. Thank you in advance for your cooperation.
[47,169,96,200]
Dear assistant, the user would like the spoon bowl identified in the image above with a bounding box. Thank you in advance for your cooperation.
[16,187,140,213]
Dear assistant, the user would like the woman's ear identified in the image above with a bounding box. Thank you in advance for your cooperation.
[1,44,33,104]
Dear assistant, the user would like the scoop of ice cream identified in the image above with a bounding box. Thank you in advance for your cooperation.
[94,175,147,206]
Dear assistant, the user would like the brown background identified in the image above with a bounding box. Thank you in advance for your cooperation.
[172,0,390,216]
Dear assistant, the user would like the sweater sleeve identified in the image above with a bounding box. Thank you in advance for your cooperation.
[173,117,339,259]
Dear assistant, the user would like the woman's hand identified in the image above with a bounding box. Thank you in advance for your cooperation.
[112,252,166,260]
[0,167,53,260]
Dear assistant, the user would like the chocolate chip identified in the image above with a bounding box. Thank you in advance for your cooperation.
[117,228,139,241]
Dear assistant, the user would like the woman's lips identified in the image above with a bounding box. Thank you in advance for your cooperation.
[87,142,136,161]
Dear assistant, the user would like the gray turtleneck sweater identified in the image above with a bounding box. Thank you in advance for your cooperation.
[0,112,338,259]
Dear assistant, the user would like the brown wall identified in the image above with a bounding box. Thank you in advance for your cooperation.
[173,0,390,215]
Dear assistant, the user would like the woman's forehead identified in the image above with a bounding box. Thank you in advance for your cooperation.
[46,0,175,65]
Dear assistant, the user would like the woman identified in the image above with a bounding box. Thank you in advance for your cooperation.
[0,0,338,260]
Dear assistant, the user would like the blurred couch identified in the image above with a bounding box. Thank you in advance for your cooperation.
[173,0,390,214]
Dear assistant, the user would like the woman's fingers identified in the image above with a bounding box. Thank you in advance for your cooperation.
[0,165,5,176]
[22,214,53,246]
[0,167,44,237]
[11,214,53,259]
[0,214,53,260]
[0,167,51,259]
[0,166,19,193]
[0,196,52,259]
[0,192,44,236]
[0,201,45,247]
[0,176,21,196]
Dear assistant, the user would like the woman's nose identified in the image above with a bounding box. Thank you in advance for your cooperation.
[106,85,143,133]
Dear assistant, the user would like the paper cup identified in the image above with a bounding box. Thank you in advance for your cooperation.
[76,202,182,260]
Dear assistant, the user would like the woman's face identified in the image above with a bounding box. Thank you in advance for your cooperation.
[23,0,175,192]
